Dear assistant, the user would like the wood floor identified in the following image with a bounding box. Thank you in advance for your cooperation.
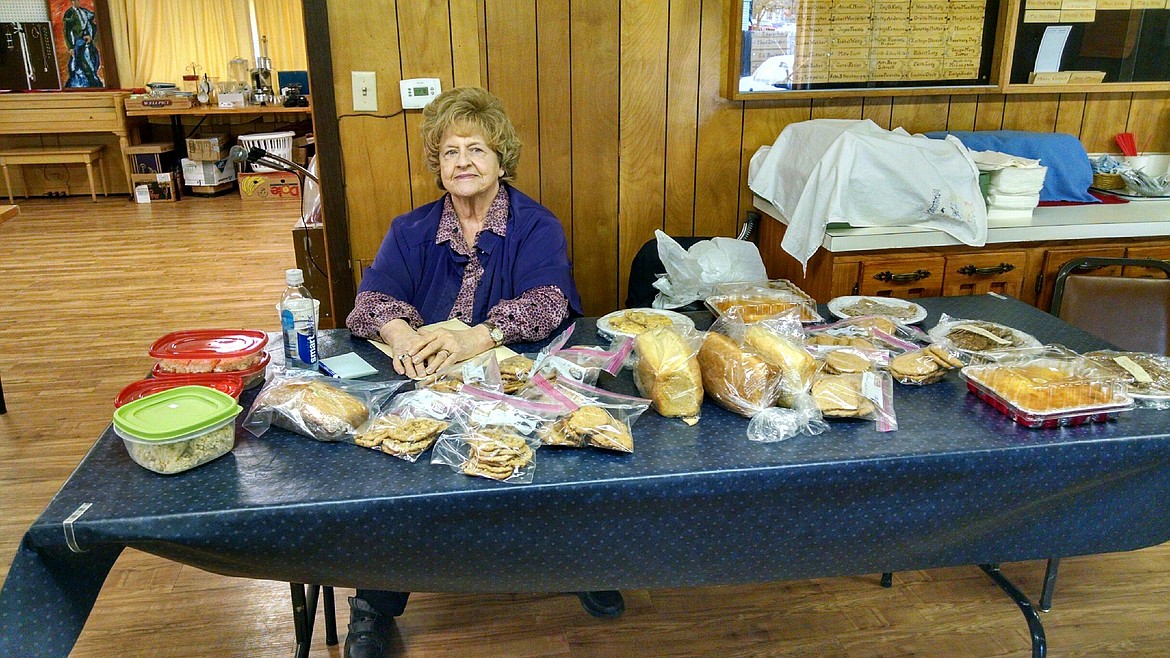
[3,196,1170,657]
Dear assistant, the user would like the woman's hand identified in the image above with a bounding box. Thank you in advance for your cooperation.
[378,319,430,379]
[411,325,495,375]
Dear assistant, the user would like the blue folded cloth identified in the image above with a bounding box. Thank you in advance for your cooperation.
[925,130,1098,203]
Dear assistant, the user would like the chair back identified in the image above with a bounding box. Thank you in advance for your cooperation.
[1050,257,1170,355]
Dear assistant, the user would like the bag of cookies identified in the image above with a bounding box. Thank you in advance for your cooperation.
[1083,350,1170,409]
[887,344,965,385]
[353,388,463,461]
[418,350,503,394]
[631,326,704,423]
[521,373,649,453]
[431,385,567,483]
[805,316,926,364]
[810,370,898,432]
[243,368,406,442]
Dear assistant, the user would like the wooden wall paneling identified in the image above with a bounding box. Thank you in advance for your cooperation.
[618,0,670,304]
[861,96,893,129]
[974,94,1005,131]
[1002,94,1059,132]
[946,95,977,131]
[1055,93,1086,137]
[1126,92,1170,154]
[890,96,950,133]
[486,0,541,198]
[738,99,808,227]
[810,98,863,120]
[693,0,743,239]
[328,0,413,264]
[536,0,573,253]
[450,0,486,88]
[1079,93,1133,153]
[570,1,621,315]
[397,0,455,210]
[665,0,702,238]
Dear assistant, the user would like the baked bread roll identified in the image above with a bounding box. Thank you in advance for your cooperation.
[743,326,815,407]
[256,380,369,441]
[698,331,779,416]
[634,328,703,418]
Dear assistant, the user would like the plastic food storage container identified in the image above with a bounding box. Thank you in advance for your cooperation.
[112,385,242,474]
[960,346,1133,428]
[149,329,268,375]
[153,351,270,389]
[705,280,822,323]
[115,373,244,408]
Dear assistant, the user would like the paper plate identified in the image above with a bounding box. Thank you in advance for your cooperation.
[597,308,696,340]
[828,296,927,324]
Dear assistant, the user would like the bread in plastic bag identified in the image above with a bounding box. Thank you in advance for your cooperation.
[244,368,406,442]
[699,308,815,415]
[353,388,464,461]
[632,326,704,422]
[430,385,567,483]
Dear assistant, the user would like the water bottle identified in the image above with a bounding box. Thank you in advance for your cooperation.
[280,268,318,369]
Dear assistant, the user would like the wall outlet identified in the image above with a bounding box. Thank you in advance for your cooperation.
[351,71,377,112]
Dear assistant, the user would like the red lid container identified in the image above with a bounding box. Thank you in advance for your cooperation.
[152,351,271,388]
[149,329,268,360]
[115,373,244,408]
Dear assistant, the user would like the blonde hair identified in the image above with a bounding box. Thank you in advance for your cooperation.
[420,86,521,190]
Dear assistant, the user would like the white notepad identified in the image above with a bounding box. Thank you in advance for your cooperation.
[318,352,379,379]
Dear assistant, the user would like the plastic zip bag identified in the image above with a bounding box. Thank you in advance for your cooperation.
[810,370,898,432]
[244,368,406,442]
[523,374,649,452]
[417,350,503,394]
[352,388,464,461]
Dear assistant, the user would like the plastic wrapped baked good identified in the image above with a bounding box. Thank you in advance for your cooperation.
[699,331,780,415]
[810,370,898,431]
[1083,350,1170,408]
[632,327,704,421]
[353,389,462,461]
[244,370,405,442]
[706,280,822,324]
[888,345,965,385]
[742,324,816,407]
[928,314,1040,360]
[961,345,1132,418]
[520,374,649,452]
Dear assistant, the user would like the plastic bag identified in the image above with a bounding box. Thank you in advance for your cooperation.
[352,388,463,461]
[747,392,828,442]
[244,368,406,441]
[707,279,823,324]
[430,385,567,483]
[1083,350,1170,409]
[631,326,704,423]
[651,230,768,309]
[810,370,898,431]
[698,310,813,416]
[417,350,503,394]
[532,325,633,385]
[806,315,926,359]
[927,313,1041,361]
[887,344,965,385]
[522,374,649,452]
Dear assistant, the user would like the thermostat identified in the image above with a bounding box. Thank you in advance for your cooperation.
[400,78,441,110]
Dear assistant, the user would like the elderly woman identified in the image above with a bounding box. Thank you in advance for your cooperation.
[344,87,619,658]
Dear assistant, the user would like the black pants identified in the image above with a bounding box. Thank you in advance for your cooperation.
[355,589,411,617]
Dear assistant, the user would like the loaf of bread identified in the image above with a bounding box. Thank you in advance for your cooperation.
[742,326,815,407]
[698,331,779,416]
[976,362,1112,412]
[633,327,704,419]
[255,379,370,441]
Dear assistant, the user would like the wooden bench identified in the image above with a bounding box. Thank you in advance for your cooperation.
[0,146,108,203]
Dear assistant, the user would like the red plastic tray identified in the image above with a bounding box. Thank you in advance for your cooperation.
[964,379,1131,429]
[148,329,268,360]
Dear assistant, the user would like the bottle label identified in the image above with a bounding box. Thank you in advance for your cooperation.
[281,299,318,367]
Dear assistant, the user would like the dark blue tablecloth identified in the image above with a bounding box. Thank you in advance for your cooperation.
[4,294,1170,657]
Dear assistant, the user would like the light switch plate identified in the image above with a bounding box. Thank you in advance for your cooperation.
[399,78,441,110]
[351,71,377,112]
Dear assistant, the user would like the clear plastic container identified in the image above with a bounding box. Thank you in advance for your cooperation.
[705,280,822,324]
[115,373,243,407]
[113,386,242,474]
[149,329,269,374]
[960,346,1133,428]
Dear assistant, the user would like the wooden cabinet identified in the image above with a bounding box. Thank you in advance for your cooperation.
[857,255,945,298]
[1124,246,1170,277]
[941,250,1029,298]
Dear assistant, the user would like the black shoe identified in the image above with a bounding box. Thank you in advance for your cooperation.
[345,596,390,658]
[577,590,625,618]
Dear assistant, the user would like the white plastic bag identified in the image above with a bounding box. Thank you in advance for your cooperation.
[651,230,768,309]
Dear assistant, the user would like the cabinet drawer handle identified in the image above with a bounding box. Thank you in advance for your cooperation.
[958,263,1016,276]
[874,269,931,283]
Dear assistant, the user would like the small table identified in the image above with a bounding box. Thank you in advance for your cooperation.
[124,103,313,158]
[0,147,108,203]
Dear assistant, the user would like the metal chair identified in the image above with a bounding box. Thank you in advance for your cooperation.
[625,213,760,309]
[1039,256,1170,611]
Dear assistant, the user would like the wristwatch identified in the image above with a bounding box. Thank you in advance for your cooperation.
[483,322,505,347]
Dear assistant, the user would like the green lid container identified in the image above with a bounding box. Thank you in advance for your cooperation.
[113,385,241,443]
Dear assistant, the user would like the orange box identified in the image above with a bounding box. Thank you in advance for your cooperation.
[238,172,302,202]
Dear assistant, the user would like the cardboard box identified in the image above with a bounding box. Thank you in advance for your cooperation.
[238,172,301,202]
[125,142,176,175]
[132,172,181,203]
[188,181,236,197]
[181,157,236,185]
[185,134,230,161]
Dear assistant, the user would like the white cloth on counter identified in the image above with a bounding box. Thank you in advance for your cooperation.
[986,192,1041,209]
[748,119,986,272]
[968,149,1041,170]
